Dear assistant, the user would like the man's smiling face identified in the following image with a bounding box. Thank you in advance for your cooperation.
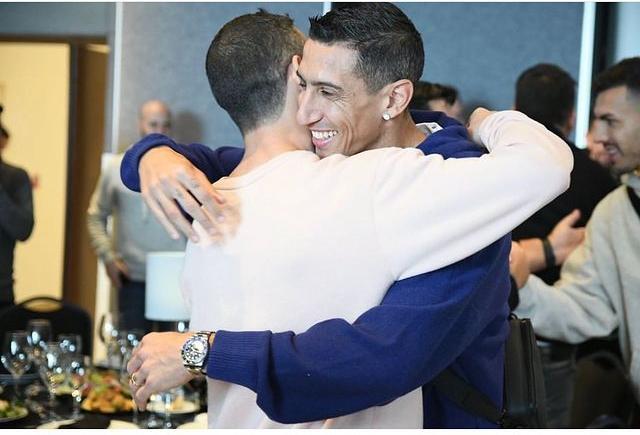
[592,85,640,174]
[295,39,388,158]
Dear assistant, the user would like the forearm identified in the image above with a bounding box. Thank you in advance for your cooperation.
[518,238,546,272]
[207,238,510,423]
[515,274,617,343]
[86,212,116,263]
[120,134,242,192]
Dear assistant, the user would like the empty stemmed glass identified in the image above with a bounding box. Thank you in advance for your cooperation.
[26,319,51,365]
[38,341,65,421]
[120,349,140,426]
[99,312,119,368]
[0,331,32,403]
[66,353,89,420]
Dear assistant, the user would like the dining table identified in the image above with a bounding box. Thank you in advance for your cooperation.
[0,372,206,429]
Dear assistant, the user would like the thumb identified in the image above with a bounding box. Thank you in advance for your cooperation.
[561,209,581,227]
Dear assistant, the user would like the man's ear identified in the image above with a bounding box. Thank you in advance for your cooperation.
[291,55,301,72]
[382,79,414,119]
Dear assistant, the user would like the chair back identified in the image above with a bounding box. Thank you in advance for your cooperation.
[0,296,92,375]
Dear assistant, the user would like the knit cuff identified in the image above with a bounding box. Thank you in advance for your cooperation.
[206,330,271,393]
[119,133,178,192]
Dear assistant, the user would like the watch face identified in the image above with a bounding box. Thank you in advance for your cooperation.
[183,336,207,366]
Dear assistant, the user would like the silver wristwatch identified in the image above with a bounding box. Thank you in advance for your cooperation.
[181,331,213,375]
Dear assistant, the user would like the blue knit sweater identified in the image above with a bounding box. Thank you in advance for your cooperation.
[120,111,511,428]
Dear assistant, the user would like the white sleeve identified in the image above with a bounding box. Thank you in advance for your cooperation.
[373,110,573,279]
[514,212,619,343]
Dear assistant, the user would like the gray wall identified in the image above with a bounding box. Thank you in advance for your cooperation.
[117,3,323,150]
[0,2,585,149]
[612,2,640,64]
[0,2,113,37]
[399,2,583,115]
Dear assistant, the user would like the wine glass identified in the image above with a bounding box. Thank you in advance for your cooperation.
[66,353,89,420]
[0,331,32,403]
[26,319,51,363]
[39,341,65,421]
[58,334,82,355]
[120,349,140,426]
[99,313,119,368]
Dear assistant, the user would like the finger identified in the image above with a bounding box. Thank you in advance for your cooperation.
[151,187,198,241]
[178,169,226,206]
[133,377,155,411]
[134,385,150,411]
[171,184,219,237]
[141,190,182,240]
[562,209,581,226]
[127,354,142,374]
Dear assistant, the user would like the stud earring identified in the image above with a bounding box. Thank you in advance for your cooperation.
[382,112,391,121]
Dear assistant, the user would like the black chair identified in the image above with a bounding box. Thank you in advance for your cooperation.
[0,296,93,375]
[570,350,636,428]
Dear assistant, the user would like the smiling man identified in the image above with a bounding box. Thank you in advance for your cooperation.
[122,4,572,428]
[514,57,640,424]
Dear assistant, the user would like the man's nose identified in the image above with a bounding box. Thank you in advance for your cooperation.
[591,121,608,143]
[296,91,321,127]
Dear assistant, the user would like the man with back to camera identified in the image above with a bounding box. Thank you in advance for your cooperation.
[513,57,640,427]
[124,5,572,428]
[410,81,464,122]
[511,63,619,427]
[0,105,34,312]
[87,99,186,332]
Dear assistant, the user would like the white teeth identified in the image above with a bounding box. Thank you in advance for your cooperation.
[311,130,338,140]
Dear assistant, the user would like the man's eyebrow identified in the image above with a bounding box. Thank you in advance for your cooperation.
[296,70,343,92]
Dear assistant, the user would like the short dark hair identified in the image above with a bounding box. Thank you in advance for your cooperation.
[309,2,424,93]
[410,81,458,110]
[515,63,576,130]
[205,10,305,134]
[593,56,640,98]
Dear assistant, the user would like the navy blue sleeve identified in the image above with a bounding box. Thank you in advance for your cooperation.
[208,239,510,423]
[119,133,244,192]
[205,119,509,424]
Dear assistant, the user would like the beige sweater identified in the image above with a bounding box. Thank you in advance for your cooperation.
[516,172,640,400]
[87,154,186,281]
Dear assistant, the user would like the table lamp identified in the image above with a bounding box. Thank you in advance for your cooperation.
[145,252,190,326]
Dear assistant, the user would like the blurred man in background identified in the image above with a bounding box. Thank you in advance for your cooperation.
[87,99,186,331]
[0,105,34,312]
[410,81,464,122]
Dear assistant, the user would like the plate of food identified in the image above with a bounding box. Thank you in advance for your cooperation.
[80,370,134,414]
[0,400,28,423]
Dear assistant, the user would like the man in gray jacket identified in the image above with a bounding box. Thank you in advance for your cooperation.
[87,100,186,331]
[514,57,640,425]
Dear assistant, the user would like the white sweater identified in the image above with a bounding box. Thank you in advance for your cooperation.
[184,111,573,428]
[515,172,640,401]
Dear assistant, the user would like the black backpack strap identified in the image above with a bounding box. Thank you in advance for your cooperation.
[432,367,504,425]
[627,186,640,219]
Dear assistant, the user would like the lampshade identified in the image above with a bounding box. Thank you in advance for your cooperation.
[145,251,190,322]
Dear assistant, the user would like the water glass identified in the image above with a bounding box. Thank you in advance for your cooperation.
[1,331,32,402]
[66,353,89,420]
[26,319,51,363]
[39,341,65,420]
[99,313,119,368]
[120,350,140,426]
